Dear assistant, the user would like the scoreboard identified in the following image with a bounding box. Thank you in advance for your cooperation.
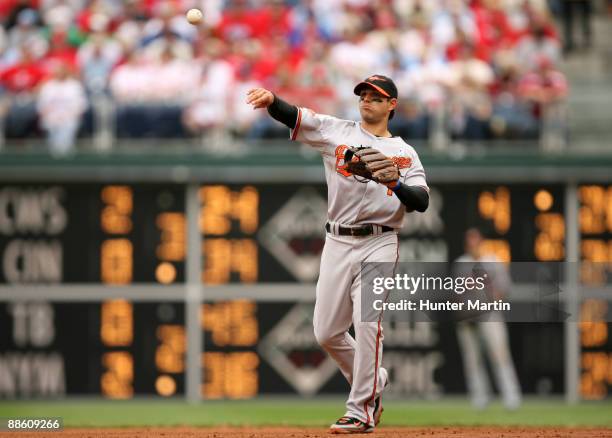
[0,185,186,284]
[0,182,610,400]
[0,183,569,284]
[577,185,612,400]
[0,300,570,399]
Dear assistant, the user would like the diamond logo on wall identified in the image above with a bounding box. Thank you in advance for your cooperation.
[258,188,327,282]
[258,304,339,396]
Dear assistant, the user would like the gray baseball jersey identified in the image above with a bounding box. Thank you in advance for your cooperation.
[291,107,428,229]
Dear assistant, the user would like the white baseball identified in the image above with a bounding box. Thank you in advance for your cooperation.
[186,8,203,25]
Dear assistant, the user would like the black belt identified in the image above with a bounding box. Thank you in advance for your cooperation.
[325,222,394,236]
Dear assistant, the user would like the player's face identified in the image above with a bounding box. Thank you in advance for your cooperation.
[359,89,396,123]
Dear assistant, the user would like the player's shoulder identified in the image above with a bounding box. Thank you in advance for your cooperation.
[299,107,355,129]
[299,107,346,123]
[384,138,422,166]
[395,138,421,156]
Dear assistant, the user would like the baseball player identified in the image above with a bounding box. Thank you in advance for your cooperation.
[453,228,522,410]
[247,75,429,433]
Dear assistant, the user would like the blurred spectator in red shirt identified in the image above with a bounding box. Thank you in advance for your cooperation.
[41,30,79,74]
[216,0,264,41]
[0,45,46,93]
[471,0,517,61]
[294,40,336,114]
[74,0,123,34]
[0,0,571,144]
[445,26,490,62]
[259,0,293,39]
[518,56,568,119]
[253,35,300,85]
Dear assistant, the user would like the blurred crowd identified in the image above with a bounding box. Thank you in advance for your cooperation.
[0,0,572,154]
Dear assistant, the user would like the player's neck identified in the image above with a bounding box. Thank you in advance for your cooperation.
[360,120,392,138]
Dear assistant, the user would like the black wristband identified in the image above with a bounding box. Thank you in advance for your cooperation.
[267,94,299,129]
[393,183,429,212]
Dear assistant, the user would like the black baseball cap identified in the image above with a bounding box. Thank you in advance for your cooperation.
[353,74,398,120]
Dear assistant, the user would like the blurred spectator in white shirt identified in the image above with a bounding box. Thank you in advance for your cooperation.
[0,26,6,65]
[41,0,85,10]
[396,15,430,68]
[114,1,148,52]
[0,0,569,143]
[110,45,198,104]
[7,9,41,48]
[2,9,49,67]
[431,0,476,51]
[42,0,82,30]
[183,38,234,134]
[231,63,261,137]
[393,0,440,28]
[37,62,87,155]
[150,45,199,103]
[330,23,383,82]
[109,50,153,103]
[515,15,560,71]
[445,43,495,139]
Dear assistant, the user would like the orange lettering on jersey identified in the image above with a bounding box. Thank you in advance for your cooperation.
[335,145,352,177]
[392,156,412,169]
[335,146,412,178]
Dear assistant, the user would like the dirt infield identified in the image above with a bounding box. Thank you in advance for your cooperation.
[3,427,612,437]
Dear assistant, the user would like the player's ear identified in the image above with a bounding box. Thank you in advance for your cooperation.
[388,98,397,119]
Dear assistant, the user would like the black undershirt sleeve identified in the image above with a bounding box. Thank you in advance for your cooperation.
[393,183,429,212]
[267,94,299,129]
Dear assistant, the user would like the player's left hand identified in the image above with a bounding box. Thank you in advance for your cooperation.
[373,166,400,187]
[345,147,400,186]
